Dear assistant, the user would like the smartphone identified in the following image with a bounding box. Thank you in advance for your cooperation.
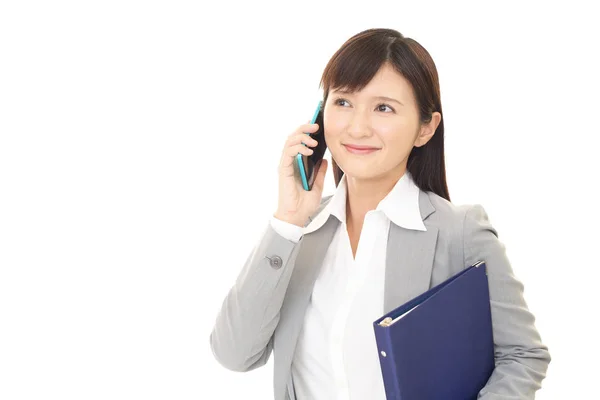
[296,101,327,191]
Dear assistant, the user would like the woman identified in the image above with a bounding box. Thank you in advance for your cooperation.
[210,28,551,399]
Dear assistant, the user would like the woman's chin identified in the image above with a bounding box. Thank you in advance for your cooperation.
[340,165,382,181]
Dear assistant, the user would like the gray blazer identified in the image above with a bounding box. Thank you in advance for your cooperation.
[210,189,551,399]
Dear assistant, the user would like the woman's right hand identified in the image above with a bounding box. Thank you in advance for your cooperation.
[274,122,328,228]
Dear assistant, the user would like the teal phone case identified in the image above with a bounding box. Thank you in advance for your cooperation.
[296,101,323,191]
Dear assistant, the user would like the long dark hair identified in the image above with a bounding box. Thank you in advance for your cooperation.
[319,28,450,202]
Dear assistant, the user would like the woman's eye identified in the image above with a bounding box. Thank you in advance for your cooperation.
[377,104,394,113]
[334,98,394,113]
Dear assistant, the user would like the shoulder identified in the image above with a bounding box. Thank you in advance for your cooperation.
[423,191,491,227]
[422,192,499,262]
[420,191,477,230]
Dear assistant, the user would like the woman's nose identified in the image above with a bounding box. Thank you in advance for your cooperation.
[346,112,372,138]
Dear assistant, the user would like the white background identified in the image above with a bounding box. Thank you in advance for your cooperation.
[1,1,598,399]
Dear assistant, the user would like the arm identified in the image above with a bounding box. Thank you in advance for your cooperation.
[462,205,551,399]
[209,219,304,372]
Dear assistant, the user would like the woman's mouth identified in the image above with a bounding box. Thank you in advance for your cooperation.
[342,144,380,155]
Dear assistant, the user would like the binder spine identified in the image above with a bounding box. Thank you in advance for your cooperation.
[374,325,402,400]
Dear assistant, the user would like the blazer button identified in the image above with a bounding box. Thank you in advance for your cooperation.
[267,255,283,269]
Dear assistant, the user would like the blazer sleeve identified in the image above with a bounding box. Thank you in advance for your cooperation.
[463,204,551,399]
[209,222,304,372]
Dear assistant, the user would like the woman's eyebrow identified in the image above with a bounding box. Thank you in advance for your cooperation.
[373,96,404,106]
[331,90,404,106]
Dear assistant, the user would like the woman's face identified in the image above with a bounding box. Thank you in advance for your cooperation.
[323,62,438,183]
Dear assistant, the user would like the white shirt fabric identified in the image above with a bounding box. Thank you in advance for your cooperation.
[270,170,427,400]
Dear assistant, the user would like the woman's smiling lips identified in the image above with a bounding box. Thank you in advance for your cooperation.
[342,144,381,155]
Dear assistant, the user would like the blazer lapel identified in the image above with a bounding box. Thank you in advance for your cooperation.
[384,189,439,313]
[278,214,340,375]
[279,189,438,390]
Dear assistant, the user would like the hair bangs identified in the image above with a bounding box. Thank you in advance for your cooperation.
[320,36,394,96]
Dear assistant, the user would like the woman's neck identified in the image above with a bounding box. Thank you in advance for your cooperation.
[344,167,407,226]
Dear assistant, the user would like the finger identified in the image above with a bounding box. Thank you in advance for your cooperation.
[287,133,319,147]
[280,143,314,169]
[286,143,314,158]
[288,123,319,137]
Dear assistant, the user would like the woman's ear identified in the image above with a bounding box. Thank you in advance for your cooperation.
[414,112,442,147]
